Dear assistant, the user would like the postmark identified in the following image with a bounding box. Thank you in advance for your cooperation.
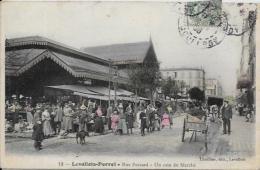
[222,3,256,36]
[177,2,256,48]
[178,11,228,49]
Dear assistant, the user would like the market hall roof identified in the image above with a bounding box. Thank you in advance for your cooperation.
[5,36,128,84]
[80,41,154,65]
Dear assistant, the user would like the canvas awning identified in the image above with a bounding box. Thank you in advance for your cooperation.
[46,85,137,101]
[73,92,109,101]
[47,85,99,95]
[87,86,134,96]
[237,75,252,89]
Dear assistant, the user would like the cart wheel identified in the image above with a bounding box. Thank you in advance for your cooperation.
[182,118,186,142]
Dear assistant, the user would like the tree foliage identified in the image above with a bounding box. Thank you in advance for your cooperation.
[127,62,161,102]
[188,87,205,101]
[161,77,186,99]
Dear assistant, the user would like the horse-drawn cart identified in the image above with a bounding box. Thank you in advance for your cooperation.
[181,115,208,151]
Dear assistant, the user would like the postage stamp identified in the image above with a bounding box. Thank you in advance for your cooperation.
[185,0,222,27]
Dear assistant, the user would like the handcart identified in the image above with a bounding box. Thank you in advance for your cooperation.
[181,115,208,151]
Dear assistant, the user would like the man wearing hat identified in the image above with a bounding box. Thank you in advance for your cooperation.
[54,103,63,134]
[34,104,42,124]
[221,100,233,135]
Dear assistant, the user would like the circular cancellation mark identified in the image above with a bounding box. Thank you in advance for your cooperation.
[178,12,228,49]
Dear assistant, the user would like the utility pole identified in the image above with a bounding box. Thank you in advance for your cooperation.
[113,66,118,106]
[108,59,111,107]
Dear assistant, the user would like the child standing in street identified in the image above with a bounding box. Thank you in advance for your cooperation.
[32,120,44,151]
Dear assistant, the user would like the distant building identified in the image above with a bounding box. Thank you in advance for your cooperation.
[205,78,222,96]
[81,40,159,99]
[160,67,206,93]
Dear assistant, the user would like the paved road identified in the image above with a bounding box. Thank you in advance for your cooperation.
[212,113,255,157]
[6,115,208,157]
[5,113,254,158]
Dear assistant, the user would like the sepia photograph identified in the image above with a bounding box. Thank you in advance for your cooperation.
[0,0,259,169]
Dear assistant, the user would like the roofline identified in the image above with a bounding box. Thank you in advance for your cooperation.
[5,36,111,65]
[6,49,129,84]
[160,67,205,72]
[81,40,150,49]
[80,40,152,64]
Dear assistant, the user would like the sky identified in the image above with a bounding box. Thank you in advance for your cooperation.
[2,1,255,96]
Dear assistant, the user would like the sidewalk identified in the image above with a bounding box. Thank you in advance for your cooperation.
[209,113,255,157]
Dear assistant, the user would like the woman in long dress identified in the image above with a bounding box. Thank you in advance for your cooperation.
[111,111,119,133]
[94,106,104,134]
[42,108,53,138]
[63,104,73,133]
[25,104,34,124]
[117,104,127,135]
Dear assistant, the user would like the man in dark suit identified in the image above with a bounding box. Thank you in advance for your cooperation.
[140,109,147,136]
[221,100,233,135]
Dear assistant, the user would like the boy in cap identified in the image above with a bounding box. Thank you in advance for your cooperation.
[32,119,44,150]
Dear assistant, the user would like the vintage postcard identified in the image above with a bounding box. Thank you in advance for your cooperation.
[0,0,259,169]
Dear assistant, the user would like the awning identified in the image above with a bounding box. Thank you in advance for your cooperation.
[73,92,109,101]
[47,85,99,95]
[87,86,134,96]
[237,76,252,89]
[46,85,146,102]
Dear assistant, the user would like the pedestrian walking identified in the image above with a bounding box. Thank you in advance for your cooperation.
[94,106,104,134]
[139,109,147,136]
[161,112,170,129]
[32,120,44,151]
[50,104,56,134]
[111,110,119,134]
[221,100,233,135]
[117,103,127,135]
[126,103,134,134]
[79,104,88,132]
[107,105,113,130]
[42,107,53,138]
[167,105,173,128]
[25,103,34,124]
[63,104,73,133]
[154,110,161,131]
[54,103,63,134]
[238,103,243,116]
[33,104,42,124]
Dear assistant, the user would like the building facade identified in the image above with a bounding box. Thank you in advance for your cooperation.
[160,67,206,93]
[205,78,222,96]
[6,36,158,103]
[236,11,256,107]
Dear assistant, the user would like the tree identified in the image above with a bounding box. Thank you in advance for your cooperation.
[188,87,205,101]
[127,62,161,104]
[161,77,186,100]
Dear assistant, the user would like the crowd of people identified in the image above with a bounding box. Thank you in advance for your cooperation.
[5,97,179,150]
[236,103,255,122]
[6,96,248,151]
